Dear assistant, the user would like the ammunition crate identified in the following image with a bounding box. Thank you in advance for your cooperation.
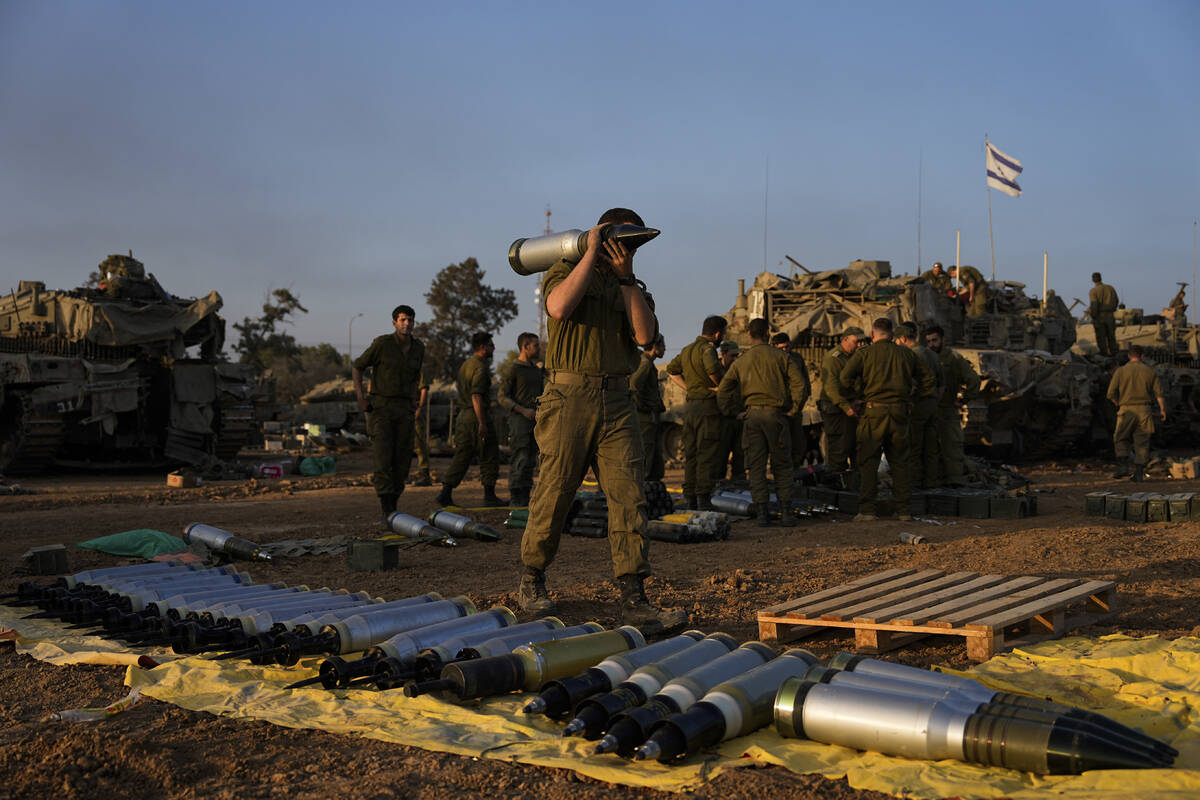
[1191,495,1200,522]
[1104,494,1126,520]
[958,494,991,519]
[346,539,401,571]
[810,487,840,507]
[1025,494,1038,517]
[20,544,69,576]
[1123,493,1148,522]
[989,496,1025,519]
[926,491,959,516]
[1169,493,1195,521]
[836,491,860,515]
[1147,495,1169,523]
[1085,491,1111,517]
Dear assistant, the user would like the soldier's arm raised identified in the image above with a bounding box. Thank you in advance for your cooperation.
[546,224,605,321]
[716,364,739,416]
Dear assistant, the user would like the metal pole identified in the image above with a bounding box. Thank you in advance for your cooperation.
[917,149,923,271]
[1042,252,1048,312]
[348,312,363,362]
[955,230,961,291]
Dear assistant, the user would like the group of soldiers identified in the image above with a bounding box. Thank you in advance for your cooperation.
[919,262,989,317]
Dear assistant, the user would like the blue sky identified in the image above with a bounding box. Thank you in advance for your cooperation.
[3,1,1198,360]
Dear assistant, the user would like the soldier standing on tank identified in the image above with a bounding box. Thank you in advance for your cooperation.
[771,333,813,470]
[498,332,544,506]
[718,318,806,527]
[353,304,426,526]
[921,262,952,293]
[712,340,746,482]
[411,371,432,486]
[630,334,667,481]
[437,332,504,508]
[818,326,863,471]
[1089,272,1121,357]
[924,324,980,486]
[516,208,687,633]
[949,265,989,317]
[666,315,727,510]
[838,318,935,521]
[1107,345,1166,482]
[897,323,944,490]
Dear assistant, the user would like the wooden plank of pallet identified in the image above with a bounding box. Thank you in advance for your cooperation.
[785,569,946,620]
[922,577,1048,628]
[961,580,1111,661]
[874,574,1009,625]
[757,568,917,616]
[821,572,979,621]
[938,578,1081,628]
[967,580,1117,632]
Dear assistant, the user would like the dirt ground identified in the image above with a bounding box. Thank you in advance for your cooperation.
[2,451,1198,799]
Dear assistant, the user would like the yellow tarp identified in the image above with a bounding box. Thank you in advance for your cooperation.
[4,601,1200,797]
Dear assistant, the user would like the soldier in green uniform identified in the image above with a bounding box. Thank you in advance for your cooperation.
[411,371,432,486]
[630,334,667,481]
[352,304,426,526]
[949,265,989,317]
[517,208,687,633]
[772,333,812,469]
[818,326,863,471]
[498,332,544,506]
[712,340,746,482]
[897,323,944,490]
[437,332,503,508]
[1107,345,1166,481]
[666,315,727,509]
[718,318,807,527]
[925,324,981,486]
[1089,272,1121,357]
[837,318,935,521]
[920,262,951,293]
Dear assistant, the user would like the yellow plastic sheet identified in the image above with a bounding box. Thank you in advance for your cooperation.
[5,601,1200,797]
[1,604,178,666]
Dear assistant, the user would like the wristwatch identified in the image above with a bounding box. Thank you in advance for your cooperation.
[616,275,638,286]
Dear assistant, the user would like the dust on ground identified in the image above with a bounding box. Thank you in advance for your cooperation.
[2,453,1197,799]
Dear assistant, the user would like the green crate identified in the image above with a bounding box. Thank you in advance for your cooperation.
[959,494,992,519]
[346,539,401,571]
[1169,493,1195,522]
[836,490,860,514]
[989,496,1024,519]
[1147,494,1169,523]
[1123,493,1148,522]
[1104,494,1126,520]
[1085,491,1111,517]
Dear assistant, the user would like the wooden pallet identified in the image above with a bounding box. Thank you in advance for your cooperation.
[757,568,1116,661]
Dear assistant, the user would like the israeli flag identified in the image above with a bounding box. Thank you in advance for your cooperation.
[986,141,1023,197]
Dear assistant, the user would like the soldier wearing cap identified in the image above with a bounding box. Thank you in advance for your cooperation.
[712,340,746,482]
[837,318,935,521]
[718,318,807,527]
[896,322,944,489]
[1089,272,1120,357]
[921,262,951,293]
[630,334,667,481]
[498,332,544,506]
[1107,345,1166,482]
[925,323,980,486]
[666,315,727,509]
[771,333,812,470]
[819,326,863,471]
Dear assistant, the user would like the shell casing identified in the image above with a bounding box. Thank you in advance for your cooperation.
[152,583,294,618]
[654,641,777,715]
[183,523,272,561]
[386,512,445,540]
[122,573,256,612]
[507,225,661,276]
[370,606,516,662]
[459,622,604,660]
[418,618,565,670]
[275,593,443,634]
[61,562,194,589]
[427,510,501,542]
[512,626,646,692]
[325,596,476,654]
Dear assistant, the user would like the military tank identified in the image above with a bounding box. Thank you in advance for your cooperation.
[0,255,269,473]
[688,258,1104,461]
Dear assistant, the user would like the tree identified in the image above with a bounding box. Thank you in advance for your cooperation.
[232,288,308,369]
[414,258,519,381]
[268,343,347,403]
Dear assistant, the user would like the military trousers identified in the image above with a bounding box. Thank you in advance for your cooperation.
[743,407,793,508]
[819,403,857,471]
[638,411,665,482]
[1113,405,1155,464]
[522,381,650,579]
[443,407,500,489]
[856,404,911,515]
[935,406,966,484]
[712,414,746,481]
[508,413,537,491]
[681,395,721,498]
[1094,315,1118,357]
[788,414,808,469]
[909,397,939,490]
[412,408,430,472]
[366,395,415,497]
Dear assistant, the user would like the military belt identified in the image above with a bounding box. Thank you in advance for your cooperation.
[548,371,628,389]
[865,401,905,408]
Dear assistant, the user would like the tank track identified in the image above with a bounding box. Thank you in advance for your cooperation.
[0,394,66,474]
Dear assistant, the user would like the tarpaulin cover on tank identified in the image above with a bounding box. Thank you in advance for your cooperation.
[56,291,223,346]
[0,609,1196,796]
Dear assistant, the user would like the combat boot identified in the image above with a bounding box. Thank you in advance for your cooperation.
[436,485,454,507]
[616,574,688,634]
[756,507,773,527]
[510,488,529,507]
[1111,459,1131,479]
[412,470,433,487]
[779,509,798,528]
[696,495,716,512]
[1131,464,1146,482]
[378,494,397,529]
[516,568,557,615]
[481,486,506,507]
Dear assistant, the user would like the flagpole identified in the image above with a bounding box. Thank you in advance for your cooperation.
[1042,252,1048,312]
[917,149,923,272]
[955,230,961,291]
[986,137,996,281]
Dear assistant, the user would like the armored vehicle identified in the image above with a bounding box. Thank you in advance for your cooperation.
[692,258,1101,460]
[0,255,267,473]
